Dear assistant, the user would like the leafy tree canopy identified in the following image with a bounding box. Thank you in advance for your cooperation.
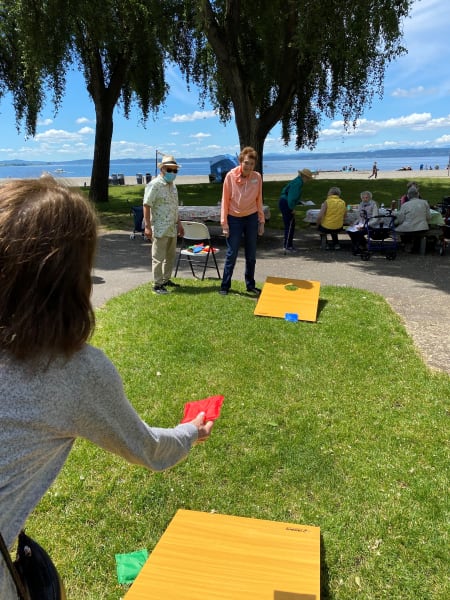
[178,0,413,169]
[0,0,414,191]
[0,0,186,201]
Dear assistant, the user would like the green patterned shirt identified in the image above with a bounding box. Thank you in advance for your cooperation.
[143,175,179,237]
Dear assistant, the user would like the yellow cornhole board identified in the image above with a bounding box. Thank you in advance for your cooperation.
[125,509,320,600]
[254,276,321,322]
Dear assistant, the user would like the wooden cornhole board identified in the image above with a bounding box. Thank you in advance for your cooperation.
[124,509,320,600]
[254,277,321,322]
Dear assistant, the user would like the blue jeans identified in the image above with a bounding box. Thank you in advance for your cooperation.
[221,213,258,291]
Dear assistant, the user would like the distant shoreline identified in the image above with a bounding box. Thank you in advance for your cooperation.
[1,166,450,190]
[2,168,449,187]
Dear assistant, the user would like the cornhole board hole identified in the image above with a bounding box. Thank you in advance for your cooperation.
[254,277,321,322]
[124,509,320,600]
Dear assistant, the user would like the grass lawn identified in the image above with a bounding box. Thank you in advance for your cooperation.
[82,176,450,232]
[27,280,449,599]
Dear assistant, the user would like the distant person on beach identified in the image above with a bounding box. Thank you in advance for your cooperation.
[143,155,184,295]
[219,146,265,296]
[368,161,378,179]
[347,191,379,255]
[0,176,214,599]
[278,168,314,253]
[317,186,346,250]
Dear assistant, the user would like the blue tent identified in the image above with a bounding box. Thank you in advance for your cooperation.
[209,154,239,183]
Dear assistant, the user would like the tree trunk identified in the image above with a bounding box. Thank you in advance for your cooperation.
[237,129,265,176]
[236,112,275,177]
[89,106,113,203]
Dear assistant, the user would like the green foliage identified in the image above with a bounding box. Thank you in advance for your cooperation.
[0,1,189,202]
[70,0,178,202]
[26,282,449,599]
[180,0,414,168]
[1,0,415,197]
[0,1,61,135]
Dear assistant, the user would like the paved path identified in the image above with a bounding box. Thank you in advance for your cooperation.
[93,228,450,374]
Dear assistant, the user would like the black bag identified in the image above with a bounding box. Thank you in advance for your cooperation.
[0,530,66,600]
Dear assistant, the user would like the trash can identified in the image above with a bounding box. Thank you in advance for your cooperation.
[117,174,125,185]
[145,173,152,183]
[136,173,143,184]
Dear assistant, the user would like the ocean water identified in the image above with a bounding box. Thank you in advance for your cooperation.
[1,153,449,180]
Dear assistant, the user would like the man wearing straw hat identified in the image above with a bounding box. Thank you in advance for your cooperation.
[143,155,184,295]
[278,168,314,253]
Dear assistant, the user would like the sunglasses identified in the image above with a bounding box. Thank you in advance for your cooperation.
[165,167,178,173]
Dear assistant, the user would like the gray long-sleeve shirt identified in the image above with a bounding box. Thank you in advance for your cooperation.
[0,344,197,598]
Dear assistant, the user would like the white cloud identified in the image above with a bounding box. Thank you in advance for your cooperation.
[391,86,429,98]
[376,113,432,128]
[33,129,82,142]
[435,134,450,144]
[411,115,450,130]
[77,126,94,135]
[37,118,53,126]
[171,110,217,123]
[190,132,211,139]
[76,117,91,124]
[321,112,443,137]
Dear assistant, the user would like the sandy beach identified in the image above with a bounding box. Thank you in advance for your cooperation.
[64,168,450,187]
[174,168,450,185]
[2,168,449,188]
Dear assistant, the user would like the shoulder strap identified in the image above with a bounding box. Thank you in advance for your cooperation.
[0,531,30,600]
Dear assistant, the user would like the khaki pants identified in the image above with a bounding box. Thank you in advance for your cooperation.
[151,235,177,286]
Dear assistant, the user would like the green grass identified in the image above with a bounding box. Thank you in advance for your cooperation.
[26,281,449,599]
[80,176,450,232]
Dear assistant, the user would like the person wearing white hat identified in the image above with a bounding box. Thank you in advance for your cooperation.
[143,156,184,294]
[278,168,314,253]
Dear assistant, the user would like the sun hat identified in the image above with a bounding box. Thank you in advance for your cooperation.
[299,168,314,180]
[158,155,181,169]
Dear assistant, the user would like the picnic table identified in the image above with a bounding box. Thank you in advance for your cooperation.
[179,205,271,222]
[303,208,360,226]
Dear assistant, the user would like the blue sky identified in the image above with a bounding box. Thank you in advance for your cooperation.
[0,0,449,161]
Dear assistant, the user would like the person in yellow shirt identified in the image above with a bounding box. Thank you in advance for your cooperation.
[316,186,346,250]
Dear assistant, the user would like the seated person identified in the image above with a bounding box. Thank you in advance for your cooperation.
[395,186,431,252]
[317,186,346,250]
[347,191,379,255]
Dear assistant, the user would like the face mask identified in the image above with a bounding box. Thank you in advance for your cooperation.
[163,172,176,183]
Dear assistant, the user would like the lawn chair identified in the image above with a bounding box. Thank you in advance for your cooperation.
[174,221,221,280]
